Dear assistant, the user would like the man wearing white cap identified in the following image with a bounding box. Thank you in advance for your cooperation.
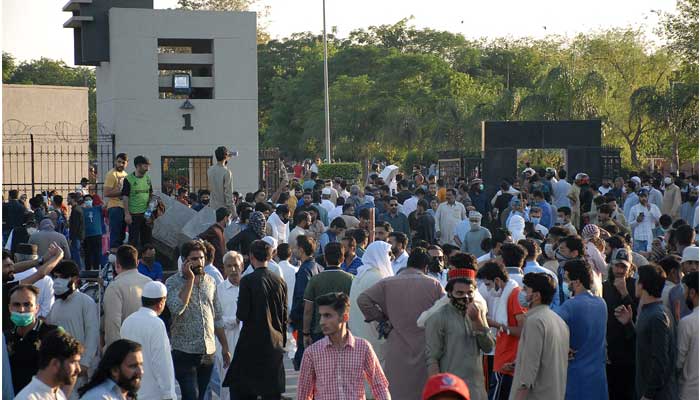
[320,188,335,215]
[120,281,177,400]
[459,211,491,258]
[662,177,682,221]
[669,246,699,321]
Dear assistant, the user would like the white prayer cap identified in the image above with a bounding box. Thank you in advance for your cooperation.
[664,177,672,185]
[681,246,699,263]
[142,281,167,299]
[469,211,482,220]
[322,187,332,195]
[631,176,641,185]
[262,236,278,250]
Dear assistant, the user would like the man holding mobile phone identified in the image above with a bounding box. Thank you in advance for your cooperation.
[629,189,661,253]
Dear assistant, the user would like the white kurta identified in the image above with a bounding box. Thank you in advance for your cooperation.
[120,307,177,400]
[434,202,467,245]
[278,260,298,315]
[216,279,241,400]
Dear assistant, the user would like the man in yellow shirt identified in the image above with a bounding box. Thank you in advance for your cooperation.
[104,153,128,251]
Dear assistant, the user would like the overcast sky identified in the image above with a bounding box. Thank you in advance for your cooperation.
[2,0,676,66]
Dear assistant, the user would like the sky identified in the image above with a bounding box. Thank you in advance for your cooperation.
[2,0,677,66]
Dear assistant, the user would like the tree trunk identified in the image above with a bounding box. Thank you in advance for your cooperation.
[629,142,642,170]
[671,132,680,175]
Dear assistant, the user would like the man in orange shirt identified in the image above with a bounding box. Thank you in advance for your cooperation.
[478,260,527,400]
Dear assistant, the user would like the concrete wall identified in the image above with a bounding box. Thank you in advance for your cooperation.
[2,84,89,196]
[97,8,258,193]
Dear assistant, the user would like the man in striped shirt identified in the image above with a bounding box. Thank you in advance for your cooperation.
[297,292,390,400]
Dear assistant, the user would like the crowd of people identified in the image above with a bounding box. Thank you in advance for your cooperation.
[2,148,699,400]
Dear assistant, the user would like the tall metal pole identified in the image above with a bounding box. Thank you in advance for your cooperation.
[322,0,332,163]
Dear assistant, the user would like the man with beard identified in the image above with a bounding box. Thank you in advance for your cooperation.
[78,339,143,400]
[602,247,638,400]
[389,232,409,274]
[104,153,128,250]
[661,177,682,221]
[46,261,99,398]
[15,329,83,400]
[199,207,232,273]
[435,189,467,246]
[629,189,661,253]
[166,240,231,400]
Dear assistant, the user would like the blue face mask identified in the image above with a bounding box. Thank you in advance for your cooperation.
[518,290,530,308]
[531,217,541,225]
[10,311,35,327]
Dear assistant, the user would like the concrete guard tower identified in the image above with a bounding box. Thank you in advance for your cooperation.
[63,0,258,193]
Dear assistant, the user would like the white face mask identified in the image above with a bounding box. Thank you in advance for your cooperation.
[84,200,93,208]
[544,243,556,259]
[53,278,71,296]
[108,253,117,264]
[469,222,481,231]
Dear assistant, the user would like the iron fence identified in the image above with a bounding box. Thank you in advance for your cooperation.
[2,129,114,199]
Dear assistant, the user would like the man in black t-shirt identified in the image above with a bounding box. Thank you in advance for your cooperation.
[5,284,59,393]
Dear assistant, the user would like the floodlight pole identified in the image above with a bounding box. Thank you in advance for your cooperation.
[322,0,332,163]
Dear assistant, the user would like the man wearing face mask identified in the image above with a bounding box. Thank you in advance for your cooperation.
[553,236,586,308]
[265,204,290,245]
[166,240,231,400]
[510,273,569,400]
[541,227,569,274]
[5,284,59,393]
[199,208,232,274]
[425,268,495,400]
[661,177,682,221]
[193,190,211,212]
[602,247,638,400]
[46,261,99,398]
[527,206,549,237]
[137,244,164,282]
[459,211,491,258]
[478,260,527,400]
[555,259,608,400]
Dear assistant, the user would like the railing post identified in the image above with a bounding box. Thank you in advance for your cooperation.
[30,134,35,195]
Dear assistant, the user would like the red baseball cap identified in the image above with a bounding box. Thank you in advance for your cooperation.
[422,373,471,400]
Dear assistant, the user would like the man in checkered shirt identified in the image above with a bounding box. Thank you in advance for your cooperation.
[297,292,390,400]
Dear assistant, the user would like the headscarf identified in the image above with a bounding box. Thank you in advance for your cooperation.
[357,241,393,279]
[581,224,600,240]
[249,211,266,239]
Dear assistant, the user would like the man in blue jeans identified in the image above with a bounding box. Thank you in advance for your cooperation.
[67,193,85,269]
[104,153,128,250]
[629,189,661,253]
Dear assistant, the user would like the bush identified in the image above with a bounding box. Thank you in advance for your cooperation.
[318,162,362,183]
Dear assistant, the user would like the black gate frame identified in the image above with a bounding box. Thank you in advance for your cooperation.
[2,132,115,198]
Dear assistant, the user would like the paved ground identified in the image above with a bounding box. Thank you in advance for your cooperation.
[283,357,300,399]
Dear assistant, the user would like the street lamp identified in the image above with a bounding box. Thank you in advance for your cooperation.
[322,0,332,163]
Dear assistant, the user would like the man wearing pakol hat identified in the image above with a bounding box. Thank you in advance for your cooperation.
[459,211,491,258]
[120,281,177,400]
[629,189,661,253]
[424,267,493,400]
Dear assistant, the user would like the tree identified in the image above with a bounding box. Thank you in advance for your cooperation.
[2,52,16,83]
[657,0,699,67]
[177,0,271,43]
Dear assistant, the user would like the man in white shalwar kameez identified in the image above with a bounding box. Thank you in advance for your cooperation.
[434,189,467,245]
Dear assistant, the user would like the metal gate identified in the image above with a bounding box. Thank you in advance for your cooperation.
[259,148,281,195]
[2,128,114,198]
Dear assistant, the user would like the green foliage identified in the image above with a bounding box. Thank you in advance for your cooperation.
[317,162,362,182]
[2,52,16,82]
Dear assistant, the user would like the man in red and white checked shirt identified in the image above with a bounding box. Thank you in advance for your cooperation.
[297,292,390,400]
